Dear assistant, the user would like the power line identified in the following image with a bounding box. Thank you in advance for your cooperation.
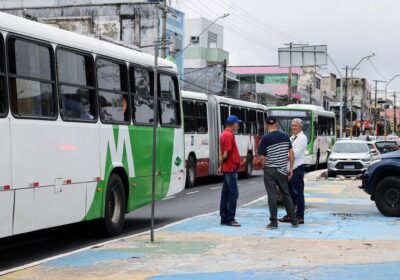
[180,77,220,94]
[368,59,387,80]
[218,0,302,43]
[183,1,277,51]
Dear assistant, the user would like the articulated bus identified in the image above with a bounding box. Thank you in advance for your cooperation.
[182,90,268,187]
[0,12,185,238]
[267,104,336,168]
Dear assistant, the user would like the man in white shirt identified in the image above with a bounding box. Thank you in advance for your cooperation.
[279,118,308,224]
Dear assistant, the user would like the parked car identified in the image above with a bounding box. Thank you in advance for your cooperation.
[374,140,399,154]
[327,140,375,177]
[361,151,400,217]
[367,142,380,157]
[358,135,377,142]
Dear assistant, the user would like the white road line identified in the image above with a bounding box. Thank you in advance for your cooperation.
[162,196,175,200]
[186,191,200,195]
[248,181,257,184]
[0,194,267,276]
[210,187,222,190]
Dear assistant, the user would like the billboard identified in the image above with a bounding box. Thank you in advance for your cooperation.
[278,45,328,67]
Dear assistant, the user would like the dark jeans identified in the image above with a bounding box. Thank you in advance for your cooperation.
[289,165,305,219]
[220,171,239,223]
[263,167,296,223]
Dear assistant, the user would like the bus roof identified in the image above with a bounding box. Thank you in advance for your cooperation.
[0,11,177,72]
[181,90,268,111]
[268,104,335,117]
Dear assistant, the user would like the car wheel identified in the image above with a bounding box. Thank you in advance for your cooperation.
[327,170,336,178]
[375,176,400,217]
[185,156,196,188]
[104,174,126,237]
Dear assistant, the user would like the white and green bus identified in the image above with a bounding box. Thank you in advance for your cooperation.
[0,12,185,238]
[267,104,336,168]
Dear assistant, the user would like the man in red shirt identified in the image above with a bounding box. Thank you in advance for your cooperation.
[217,115,241,227]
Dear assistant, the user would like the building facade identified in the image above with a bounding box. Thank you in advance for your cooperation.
[227,66,303,106]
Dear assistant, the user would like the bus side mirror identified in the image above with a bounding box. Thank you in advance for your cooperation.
[327,148,331,154]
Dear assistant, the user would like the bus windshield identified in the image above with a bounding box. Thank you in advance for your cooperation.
[275,117,312,144]
[268,109,312,144]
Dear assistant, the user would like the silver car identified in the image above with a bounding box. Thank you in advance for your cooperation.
[327,140,375,177]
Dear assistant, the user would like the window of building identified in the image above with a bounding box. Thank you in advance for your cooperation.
[207,31,218,49]
[183,100,195,133]
[159,73,181,126]
[315,77,321,90]
[194,101,208,133]
[8,38,56,118]
[0,35,6,116]
[57,49,96,122]
[97,58,129,123]
[131,67,154,124]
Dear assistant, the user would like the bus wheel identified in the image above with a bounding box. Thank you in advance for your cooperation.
[315,150,320,170]
[185,156,196,188]
[244,153,253,179]
[104,174,126,237]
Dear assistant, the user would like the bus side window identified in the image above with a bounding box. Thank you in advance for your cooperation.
[257,111,265,135]
[248,109,257,134]
[0,34,5,117]
[97,58,129,124]
[57,49,96,122]
[220,104,229,130]
[195,101,208,133]
[131,67,154,124]
[8,38,57,119]
[230,106,241,134]
[159,74,181,127]
[183,100,195,133]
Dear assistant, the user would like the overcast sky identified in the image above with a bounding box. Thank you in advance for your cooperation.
[173,0,400,91]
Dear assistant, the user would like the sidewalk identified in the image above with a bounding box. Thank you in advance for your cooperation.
[3,172,400,280]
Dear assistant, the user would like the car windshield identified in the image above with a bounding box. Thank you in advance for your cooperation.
[375,141,397,148]
[333,142,368,153]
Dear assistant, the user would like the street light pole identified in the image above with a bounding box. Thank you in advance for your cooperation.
[384,74,400,139]
[349,53,375,139]
[174,13,230,58]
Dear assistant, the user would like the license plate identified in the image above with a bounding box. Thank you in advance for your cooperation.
[343,165,354,170]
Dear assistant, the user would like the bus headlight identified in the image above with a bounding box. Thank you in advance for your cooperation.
[305,150,310,156]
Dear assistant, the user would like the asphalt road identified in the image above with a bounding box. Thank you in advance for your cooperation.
[0,173,266,272]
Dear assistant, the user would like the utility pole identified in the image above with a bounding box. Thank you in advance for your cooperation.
[373,80,386,136]
[394,92,397,134]
[286,42,293,105]
[160,0,168,58]
[222,59,227,95]
[342,66,349,136]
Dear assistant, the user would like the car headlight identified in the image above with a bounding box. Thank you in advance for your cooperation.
[328,158,337,162]
[361,158,370,162]
[370,158,381,166]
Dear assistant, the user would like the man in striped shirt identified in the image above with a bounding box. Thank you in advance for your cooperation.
[258,116,298,229]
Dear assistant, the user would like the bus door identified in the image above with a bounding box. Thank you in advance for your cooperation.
[0,34,13,238]
[0,115,12,238]
[207,96,219,175]
[158,74,184,197]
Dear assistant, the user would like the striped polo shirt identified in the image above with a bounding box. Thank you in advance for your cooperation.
[257,130,292,175]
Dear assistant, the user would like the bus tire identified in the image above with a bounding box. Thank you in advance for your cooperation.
[375,176,400,217]
[315,150,320,170]
[185,156,196,188]
[104,174,126,237]
[244,153,253,179]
